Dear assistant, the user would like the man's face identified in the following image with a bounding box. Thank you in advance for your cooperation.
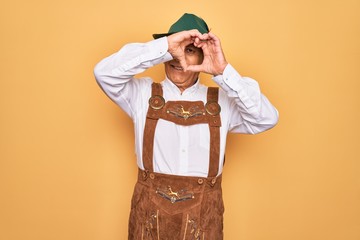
[165,44,203,92]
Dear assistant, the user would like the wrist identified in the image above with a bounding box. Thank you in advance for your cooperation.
[214,62,228,76]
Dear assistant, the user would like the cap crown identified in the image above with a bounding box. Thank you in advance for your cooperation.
[153,13,209,39]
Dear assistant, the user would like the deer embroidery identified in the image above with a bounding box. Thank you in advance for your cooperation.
[167,104,204,119]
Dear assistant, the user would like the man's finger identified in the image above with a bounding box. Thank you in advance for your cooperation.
[198,40,211,56]
[186,64,204,73]
[177,58,188,72]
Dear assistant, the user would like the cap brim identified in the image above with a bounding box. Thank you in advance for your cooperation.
[152,32,174,39]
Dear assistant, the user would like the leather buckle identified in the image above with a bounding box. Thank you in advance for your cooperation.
[149,95,165,110]
[205,101,221,116]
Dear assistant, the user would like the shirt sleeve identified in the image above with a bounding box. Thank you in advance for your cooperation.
[93,37,173,118]
[212,64,279,134]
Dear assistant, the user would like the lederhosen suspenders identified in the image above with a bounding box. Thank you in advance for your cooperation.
[128,83,224,240]
[143,82,221,178]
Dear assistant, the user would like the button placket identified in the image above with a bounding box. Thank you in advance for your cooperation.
[178,125,189,174]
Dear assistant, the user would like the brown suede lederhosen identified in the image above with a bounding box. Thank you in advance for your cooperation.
[128,83,224,240]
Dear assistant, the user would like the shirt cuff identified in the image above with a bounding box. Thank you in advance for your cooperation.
[213,64,242,91]
[212,64,256,109]
[145,37,173,64]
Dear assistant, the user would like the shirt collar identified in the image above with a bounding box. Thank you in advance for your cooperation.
[162,76,200,96]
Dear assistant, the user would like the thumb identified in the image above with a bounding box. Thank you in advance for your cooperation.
[186,64,204,73]
[178,58,188,72]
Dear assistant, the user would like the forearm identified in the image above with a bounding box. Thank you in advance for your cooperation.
[94,37,172,94]
[213,64,279,134]
[93,37,172,115]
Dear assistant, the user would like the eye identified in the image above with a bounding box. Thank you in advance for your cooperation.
[185,47,195,54]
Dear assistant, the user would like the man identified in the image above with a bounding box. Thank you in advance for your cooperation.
[94,13,278,240]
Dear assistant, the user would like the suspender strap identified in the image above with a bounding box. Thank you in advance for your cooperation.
[142,118,158,172]
[207,87,218,102]
[142,83,163,172]
[151,81,163,96]
[206,87,221,178]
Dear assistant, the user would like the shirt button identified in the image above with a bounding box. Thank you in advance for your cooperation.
[182,149,186,153]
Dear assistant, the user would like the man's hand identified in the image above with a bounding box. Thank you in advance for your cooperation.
[167,30,207,70]
[167,31,228,76]
[188,32,228,76]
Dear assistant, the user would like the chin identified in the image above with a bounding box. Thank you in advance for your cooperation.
[171,77,187,84]
[170,75,191,84]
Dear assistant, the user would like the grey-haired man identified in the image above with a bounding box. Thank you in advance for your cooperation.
[94,13,278,239]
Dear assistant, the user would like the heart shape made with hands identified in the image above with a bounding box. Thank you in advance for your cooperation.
[167,31,228,76]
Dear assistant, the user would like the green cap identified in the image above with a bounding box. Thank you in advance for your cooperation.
[153,13,209,39]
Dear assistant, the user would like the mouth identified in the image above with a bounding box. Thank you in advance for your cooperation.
[170,63,184,71]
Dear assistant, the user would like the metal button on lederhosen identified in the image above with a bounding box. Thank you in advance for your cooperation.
[128,83,224,240]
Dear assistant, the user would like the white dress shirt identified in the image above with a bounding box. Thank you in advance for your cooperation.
[94,37,279,177]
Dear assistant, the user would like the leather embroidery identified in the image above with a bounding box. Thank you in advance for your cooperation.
[166,104,205,120]
[143,210,159,240]
[188,219,204,240]
[156,186,194,203]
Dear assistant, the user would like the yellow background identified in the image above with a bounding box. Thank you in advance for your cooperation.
[1,0,359,239]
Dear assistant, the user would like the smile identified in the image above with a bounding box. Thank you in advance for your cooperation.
[170,64,184,71]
